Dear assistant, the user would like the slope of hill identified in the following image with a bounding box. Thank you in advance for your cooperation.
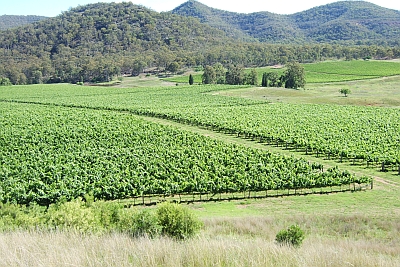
[172,1,302,43]
[292,1,400,43]
[0,1,399,85]
[0,15,48,30]
[0,2,235,84]
[172,0,400,44]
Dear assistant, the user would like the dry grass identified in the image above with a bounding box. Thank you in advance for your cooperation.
[1,215,399,267]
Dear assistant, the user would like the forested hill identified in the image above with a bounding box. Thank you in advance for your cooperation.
[0,15,48,30]
[0,2,234,84]
[172,0,400,45]
[0,1,399,85]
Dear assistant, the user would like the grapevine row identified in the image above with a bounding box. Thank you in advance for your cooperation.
[0,102,370,205]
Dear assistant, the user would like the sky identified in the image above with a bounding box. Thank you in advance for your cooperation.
[2,0,400,17]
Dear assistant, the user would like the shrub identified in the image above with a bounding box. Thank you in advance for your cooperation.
[0,77,12,86]
[339,88,351,97]
[275,225,305,247]
[131,209,161,238]
[46,198,100,233]
[156,202,202,240]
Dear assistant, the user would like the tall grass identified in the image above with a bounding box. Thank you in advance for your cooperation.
[1,215,399,267]
[1,231,398,267]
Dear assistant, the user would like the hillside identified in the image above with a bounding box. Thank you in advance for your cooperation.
[0,2,234,84]
[0,1,399,85]
[0,15,48,30]
[172,0,400,44]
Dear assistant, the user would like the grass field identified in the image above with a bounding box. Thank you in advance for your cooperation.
[1,60,400,266]
[163,60,400,84]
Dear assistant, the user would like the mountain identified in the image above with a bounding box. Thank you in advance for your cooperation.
[0,2,237,84]
[172,0,400,44]
[0,15,48,30]
[292,1,400,43]
[0,2,398,85]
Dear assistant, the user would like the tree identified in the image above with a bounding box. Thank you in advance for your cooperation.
[189,74,194,85]
[339,88,351,97]
[245,69,258,86]
[261,72,268,87]
[202,65,216,84]
[283,62,306,89]
[213,63,226,84]
[225,65,244,85]
[166,62,180,74]
[266,72,280,87]
[0,77,12,86]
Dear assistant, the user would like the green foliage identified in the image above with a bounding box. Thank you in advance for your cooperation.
[0,202,45,230]
[116,208,161,238]
[167,62,180,74]
[0,84,379,205]
[283,62,306,89]
[0,77,12,86]
[0,199,203,239]
[226,65,245,85]
[339,88,351,97]
[276,225,305,247]
[261,72,268,87]
[156,202,202,240]
[189,74,194,85]
[173,0,400,45]
[213,63,227,84]
[264,72,281,87]
[46,198,99,233]
[202,66,216,84]
[244,69,258,86]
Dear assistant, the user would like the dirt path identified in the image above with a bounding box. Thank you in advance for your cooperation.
[140,115,400,188]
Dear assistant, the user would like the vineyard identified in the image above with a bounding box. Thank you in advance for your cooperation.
[2,83,399,171]
[0,101,371,205]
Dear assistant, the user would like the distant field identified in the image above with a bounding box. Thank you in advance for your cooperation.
[164,60,400,84]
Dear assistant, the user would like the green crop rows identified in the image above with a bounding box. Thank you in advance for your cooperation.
[2,83,400,168]
[3,83,399,167]
[0,101,368,205]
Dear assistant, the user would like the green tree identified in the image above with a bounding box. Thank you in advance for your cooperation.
[339,88,351,97]
[245,68,258,85]
[166,62,180,74]
[0,77,12,86]
[213,63,226,84]
[261,72,268,87]
[202,65,216,84]
[283,62,306,89]
[189,74,194,85]
[225,64,244,85]
[266,72,280,87]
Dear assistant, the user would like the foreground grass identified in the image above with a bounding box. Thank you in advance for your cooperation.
[1,215,399,267]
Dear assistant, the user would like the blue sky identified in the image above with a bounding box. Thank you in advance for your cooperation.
[2,0,400,17]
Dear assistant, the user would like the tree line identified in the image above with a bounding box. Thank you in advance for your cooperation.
[201,62,305,89]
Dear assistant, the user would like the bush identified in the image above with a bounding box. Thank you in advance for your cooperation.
[156,202,202,240]
[0,77,12,86]
[46,198,100,233]
[117,207,160,238]
[275,225,305,247]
